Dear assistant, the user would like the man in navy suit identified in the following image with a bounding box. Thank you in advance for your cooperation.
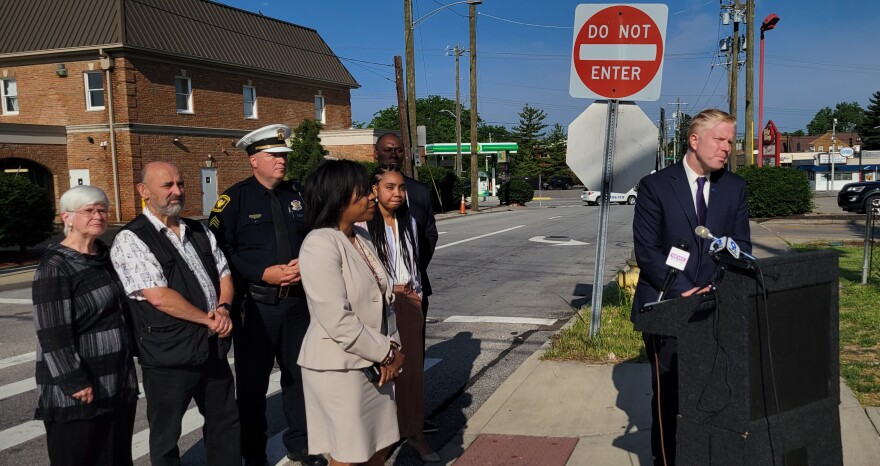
[373,133,440,435]
[632,109,751,465]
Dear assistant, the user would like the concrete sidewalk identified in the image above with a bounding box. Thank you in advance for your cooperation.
[436,219,880,465]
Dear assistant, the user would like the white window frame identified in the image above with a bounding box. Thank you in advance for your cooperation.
[314,94,325,123]
[243,85,257,119]
[84,71,105,111]
[175,76,193,114]
[1,78,18,115]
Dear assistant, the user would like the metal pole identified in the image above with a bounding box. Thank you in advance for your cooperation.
[758,30,765,167]
[832,118,837,192]
[590,100,619,337]
[862,204,873,285]
[454,45,463,176]
[745,0,755,165]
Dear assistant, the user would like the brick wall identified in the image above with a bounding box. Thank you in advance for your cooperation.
[122,57,352,130]
[325,143,375,162]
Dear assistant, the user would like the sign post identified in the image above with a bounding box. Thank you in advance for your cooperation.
[568,4,667,336]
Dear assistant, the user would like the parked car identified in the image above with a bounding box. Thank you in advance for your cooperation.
[542,176,574,190]
[838,181,880,213]
[581,185,638,205]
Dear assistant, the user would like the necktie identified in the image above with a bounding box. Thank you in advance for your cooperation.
[696,176,708,227]
[269,190,293,263]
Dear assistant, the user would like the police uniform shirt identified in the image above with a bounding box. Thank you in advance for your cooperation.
[209,177,306,285]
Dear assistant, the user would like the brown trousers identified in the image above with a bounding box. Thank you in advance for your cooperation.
[392,284,425,437]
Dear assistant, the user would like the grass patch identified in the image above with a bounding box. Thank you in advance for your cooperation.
[544,245,880,406]
[542,284,646,363]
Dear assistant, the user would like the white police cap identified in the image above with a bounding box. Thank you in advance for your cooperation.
[236,124,294,155]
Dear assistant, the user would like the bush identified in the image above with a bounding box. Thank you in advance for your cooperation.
[498,179,535,205]
[0,175,56,252]
[418,165,463,212]
[738,166,813,217]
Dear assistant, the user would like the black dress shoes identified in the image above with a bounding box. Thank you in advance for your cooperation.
[287,449,329,466]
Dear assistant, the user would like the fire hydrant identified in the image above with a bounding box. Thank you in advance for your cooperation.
[616,248,640,298]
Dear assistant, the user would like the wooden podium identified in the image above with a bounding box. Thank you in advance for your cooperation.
[634,250,842,465]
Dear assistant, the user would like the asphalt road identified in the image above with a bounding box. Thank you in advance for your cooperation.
[0,188,637,465]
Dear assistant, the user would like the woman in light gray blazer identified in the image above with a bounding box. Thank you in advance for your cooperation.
[298,160,405,466]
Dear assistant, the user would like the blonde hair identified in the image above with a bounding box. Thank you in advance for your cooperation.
[687,109,736,148]
[60,185,109,235]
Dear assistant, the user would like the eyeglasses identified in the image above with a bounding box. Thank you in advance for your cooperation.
[381,147,404,155]
[73,207,109,217]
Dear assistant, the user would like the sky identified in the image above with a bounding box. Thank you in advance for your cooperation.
[219,0,880,139]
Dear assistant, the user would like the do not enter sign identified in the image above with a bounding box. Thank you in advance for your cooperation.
[569,4,668,101]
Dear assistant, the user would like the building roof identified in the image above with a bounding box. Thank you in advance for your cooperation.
[0,0,358,88]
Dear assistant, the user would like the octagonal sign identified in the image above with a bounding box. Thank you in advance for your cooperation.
[569,4,668,101]
[566,102,657,193]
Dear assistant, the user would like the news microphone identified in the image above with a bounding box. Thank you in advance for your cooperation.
[657,240,691,301]
[694,226,757,262]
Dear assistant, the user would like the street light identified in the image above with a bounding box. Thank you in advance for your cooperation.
[404,0,482,180]
[440,108,463,175]
[757,13,779,167]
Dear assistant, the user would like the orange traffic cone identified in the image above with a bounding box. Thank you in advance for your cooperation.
[459,195,467,214]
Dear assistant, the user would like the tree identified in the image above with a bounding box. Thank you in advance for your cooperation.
[0,174,56,252]
[857,91,880,150]
[369,95,474,144]
[286,119,328,182]
[541,123,570,178]
[806,102,865,135]
[510,103,548,178]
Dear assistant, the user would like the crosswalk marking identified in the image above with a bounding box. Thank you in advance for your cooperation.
[0,421,44,451]
[0,351,35,369]
[0,298,31,304]
[0,378,35,401]
[443,315,557,326]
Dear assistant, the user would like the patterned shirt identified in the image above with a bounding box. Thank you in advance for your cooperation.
[32,241,139,422]
[110,209,230,311]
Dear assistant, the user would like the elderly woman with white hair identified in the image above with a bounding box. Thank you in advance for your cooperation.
[32,185,139,466]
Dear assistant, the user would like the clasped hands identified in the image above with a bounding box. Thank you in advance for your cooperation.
[206,305,232,338]
[262,259,301,287]
[378,347,405,387]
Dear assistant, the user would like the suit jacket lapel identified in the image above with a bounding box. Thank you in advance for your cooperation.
[669,162,699,232]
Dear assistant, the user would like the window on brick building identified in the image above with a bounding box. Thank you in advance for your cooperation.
[84,72,105,110]
[243,86,257,119]
[315,94,325,123]
[1,79,18,115]
[175,76,193,113]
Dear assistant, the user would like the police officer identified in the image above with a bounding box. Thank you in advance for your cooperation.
[209,124,326,466]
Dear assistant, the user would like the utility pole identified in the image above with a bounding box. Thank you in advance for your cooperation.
[831,117,837,192]
[745,0,755,165]
[403,0,418,178]
[729,0,740,171]
[394,56,413,171]
[446,45,465,176]
[469,2,479,212]
[667,99,688,162]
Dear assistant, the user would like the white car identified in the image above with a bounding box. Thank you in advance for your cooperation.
[581,186,638,205]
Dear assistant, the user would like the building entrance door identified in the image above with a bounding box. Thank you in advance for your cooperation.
[201,168,218,215]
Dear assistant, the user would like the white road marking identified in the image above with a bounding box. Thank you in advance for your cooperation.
[0,378,35,401]
[529,236,589,246]
[0,421,44,451]
[548,216,563,220]
[443,316,557,326]
[0,298,31,304]
[436,225,525,250]
[0,351,35,369]
[438,231,447,235]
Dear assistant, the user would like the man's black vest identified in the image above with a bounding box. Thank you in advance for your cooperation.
[122,215,229,367]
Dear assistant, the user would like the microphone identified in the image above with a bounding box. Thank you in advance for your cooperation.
[694,226,757,262]
[657,240,691,301]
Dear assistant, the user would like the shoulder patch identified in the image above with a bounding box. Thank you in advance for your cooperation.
[212,195,231,213]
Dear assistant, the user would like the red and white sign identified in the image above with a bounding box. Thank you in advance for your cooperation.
[569,4,668,101]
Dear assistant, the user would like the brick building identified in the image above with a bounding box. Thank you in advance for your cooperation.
[0,0,361,220]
